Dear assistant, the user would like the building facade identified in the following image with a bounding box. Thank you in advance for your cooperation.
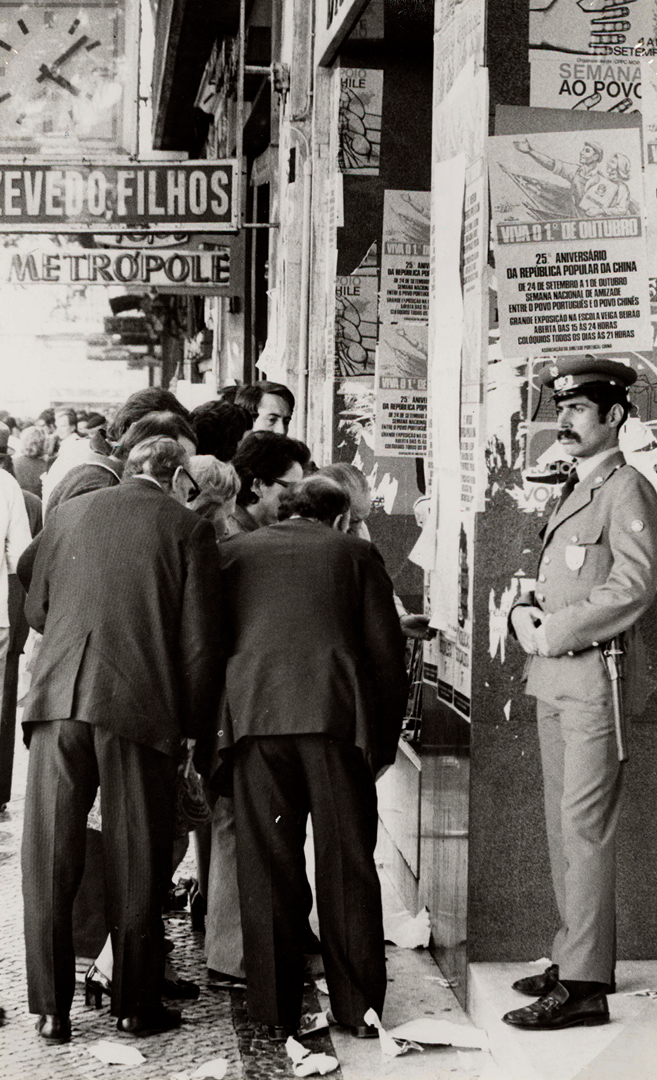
[151,0,657,1009]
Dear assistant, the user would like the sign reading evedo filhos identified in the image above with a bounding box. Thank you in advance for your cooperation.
[0,161,238,231]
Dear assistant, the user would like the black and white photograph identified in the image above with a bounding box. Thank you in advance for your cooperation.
[1,2,657,1079]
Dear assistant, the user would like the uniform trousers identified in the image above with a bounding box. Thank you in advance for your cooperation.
[233,733,386,1031]
[536,693,623,984]
[21,720,177,1019]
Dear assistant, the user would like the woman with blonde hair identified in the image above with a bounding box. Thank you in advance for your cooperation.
[187,456,241,540]
[13,426,48,498]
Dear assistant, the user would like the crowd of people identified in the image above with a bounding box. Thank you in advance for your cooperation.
[5,355,646,1045]
[0,379,421,1044]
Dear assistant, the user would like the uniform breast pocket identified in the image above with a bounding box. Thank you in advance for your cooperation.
[564,524,604,576]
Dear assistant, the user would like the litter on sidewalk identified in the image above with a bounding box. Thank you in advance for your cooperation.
[364,1008,489,1057]
[286,1036,339,1076]
[88,1040,146,1065]
[298,1009,331,1036]
[383,905,431,948]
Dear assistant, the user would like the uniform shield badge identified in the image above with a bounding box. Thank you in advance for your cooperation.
[565,544,586,571]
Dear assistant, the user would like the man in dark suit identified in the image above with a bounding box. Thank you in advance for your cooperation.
[216,476,408,1039]
[21,436,222,1042]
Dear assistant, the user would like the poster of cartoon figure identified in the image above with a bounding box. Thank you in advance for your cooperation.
[338,68,383,175]
[334,274,378,376]
[489,126,651,357]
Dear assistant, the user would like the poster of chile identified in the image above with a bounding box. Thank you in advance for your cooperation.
[488,126,651,358]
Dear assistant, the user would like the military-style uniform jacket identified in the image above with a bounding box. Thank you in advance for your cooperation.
[517,450,657,711]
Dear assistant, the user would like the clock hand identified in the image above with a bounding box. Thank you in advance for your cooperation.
[36,37,89,84]
[52,35,90,69]
[37,65,80,95]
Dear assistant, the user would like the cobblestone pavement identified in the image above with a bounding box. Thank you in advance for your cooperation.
[0,741,337,1080]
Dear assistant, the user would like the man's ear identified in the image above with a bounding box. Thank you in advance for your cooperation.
[251,477,264,502]
[333,509,351,532]
[608,402,624,431]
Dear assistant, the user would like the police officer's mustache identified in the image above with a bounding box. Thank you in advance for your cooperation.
[558,429,580,441]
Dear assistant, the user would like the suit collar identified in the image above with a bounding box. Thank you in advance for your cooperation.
[543,449,625,543]
[122,475,167,495]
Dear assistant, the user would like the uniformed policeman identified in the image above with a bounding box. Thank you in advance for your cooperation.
[504,356,657,1030]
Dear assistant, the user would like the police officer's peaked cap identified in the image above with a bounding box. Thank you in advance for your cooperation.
[538,356,637,396]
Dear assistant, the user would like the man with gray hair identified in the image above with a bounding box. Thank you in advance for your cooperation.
[21,436,222,1042]
[215,475,408,1040]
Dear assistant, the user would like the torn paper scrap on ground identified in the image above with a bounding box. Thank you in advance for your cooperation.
[387,1018,489,1051]
[314,977,329,996]
[624,989,657,998]
[530,957,552,966]
[170,1061,228,1080]
[88,1040,146,1065]
[286,1037,339,1076]
[363,1009,422,1057]
[383,905,431,948]
[298,1010,330,1037]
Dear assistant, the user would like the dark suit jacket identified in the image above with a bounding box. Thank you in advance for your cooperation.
[216,517,408,777]
[23,478,223,758]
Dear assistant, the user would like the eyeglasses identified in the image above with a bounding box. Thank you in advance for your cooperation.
[273,477,294,488]
[174,465,201,503]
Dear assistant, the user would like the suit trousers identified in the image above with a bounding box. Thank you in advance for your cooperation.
[0,628,13,805]
[233,734,386,1030]
[21,720,177,1018]
[536,694,623,983]
[205,794,246,978]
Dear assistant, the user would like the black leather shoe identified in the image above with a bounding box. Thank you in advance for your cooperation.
[503,982,609,1030]
[351,1024,379,1038]
[35,1014,71,1042]
[117,1005,181,1036]
[512,965,616,996]
[267,1024,297,1040]
[512,964,560,996]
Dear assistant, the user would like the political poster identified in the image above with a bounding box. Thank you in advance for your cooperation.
[338,68,383,175]
[375,189,430,457]
[530,55,641,113]
[489,126,651,357]
[334,273,378,376]
[529,1,655,62]
[641,58,657,276]
[374,323,428,457]
[379,189,431,324]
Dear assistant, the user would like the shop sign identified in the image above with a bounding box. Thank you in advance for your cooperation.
[0,161,238,232]
[2,247,231,288]
[315,0,371,66]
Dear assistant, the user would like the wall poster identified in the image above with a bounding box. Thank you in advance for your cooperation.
[338,67,383,175]
[530,55,641,113]
[529,2,656,62]
[489,126,651,357]
[334,273,378,376]
[374,189,430,458]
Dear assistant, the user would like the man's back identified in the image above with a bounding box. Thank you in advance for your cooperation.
[218,517,407,774]
[24,478,221,756]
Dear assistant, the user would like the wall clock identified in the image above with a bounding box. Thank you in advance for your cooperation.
[0,1,139,155]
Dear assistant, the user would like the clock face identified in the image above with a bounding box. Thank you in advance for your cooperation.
[0,1,137,154]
